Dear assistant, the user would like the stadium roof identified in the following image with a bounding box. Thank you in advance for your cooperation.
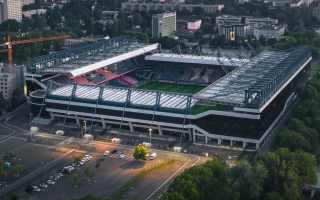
[145,53,249,67]
[30,37,158,77]
[195,47,312,111]
[49,85,197,111]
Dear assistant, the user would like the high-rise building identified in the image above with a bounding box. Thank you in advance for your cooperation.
[0,64,17,100]
[0,1,3,23]
[0,64,24,101]
[152,12,176,39]
[0,0,23,24]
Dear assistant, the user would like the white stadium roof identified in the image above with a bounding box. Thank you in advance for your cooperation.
[69,43,159,77]
[49,85,197,110]
[30,37,159,77]
[145,53,249,67]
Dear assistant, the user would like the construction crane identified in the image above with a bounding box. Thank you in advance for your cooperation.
[0,34,70,65]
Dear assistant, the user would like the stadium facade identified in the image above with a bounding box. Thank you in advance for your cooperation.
[28,38,312,151]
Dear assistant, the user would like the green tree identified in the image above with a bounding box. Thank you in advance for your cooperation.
[72,172,81,186]
[0,19,21,33]
[259,148,316,200]
[0,160,5,177]
[230,161,267,200]
[274,129,311,152]
[133,144,148,160]
[84,167,94,178]
[10,194,19,200]
[74,156,81,165]
[163,160,236,200]
[12,164,24,177]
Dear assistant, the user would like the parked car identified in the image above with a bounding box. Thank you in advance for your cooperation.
[149,152,157,160]
[47,180,56,185]
[39,183,48,189]
[63,166,74,174]
[32,185,41,192]
[103,150,110,156]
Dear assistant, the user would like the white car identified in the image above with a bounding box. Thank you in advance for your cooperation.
[103,151,110,156]
[81,158,89,162]
[149,152,157,160]
[32,185,41,192]
[47,180,56,185]
[39,183,48,189]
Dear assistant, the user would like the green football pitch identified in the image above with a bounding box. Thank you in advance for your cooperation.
[137,82,205,94]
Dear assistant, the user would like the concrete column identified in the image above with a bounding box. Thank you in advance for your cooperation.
[205,136,208,144]
[188,129,192,141]
[102,120,106,129]
[158,125,163,135]
[230,140,233,147]
[311,190,315,198]
[256,143,259,150]
[75,117,80,126]
[218,139,222,145]
[192,129,196,142]
[129,122,134,132]
[242,142,247,149]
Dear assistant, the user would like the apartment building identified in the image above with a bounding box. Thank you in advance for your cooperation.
[152,12,177,39]
[0,0,23,23]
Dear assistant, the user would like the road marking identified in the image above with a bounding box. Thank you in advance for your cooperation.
[0,133,16,143]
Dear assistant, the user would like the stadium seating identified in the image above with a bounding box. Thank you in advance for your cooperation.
[73,76,92,85]
[144,62,227,85]
[117,75,138,86]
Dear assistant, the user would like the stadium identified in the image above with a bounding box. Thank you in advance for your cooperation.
[28,37,312,151]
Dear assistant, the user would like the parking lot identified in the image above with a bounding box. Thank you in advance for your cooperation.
[0,137,75,196]
[0,136,194,200]
[0,104,202,200]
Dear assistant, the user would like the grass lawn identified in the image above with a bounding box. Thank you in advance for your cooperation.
[137,82,205,94]
[191,104,233,114]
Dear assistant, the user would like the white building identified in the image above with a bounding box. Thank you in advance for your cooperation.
[23,8,47,18]
[0,64,17,100]
[23,0,35,5]
[152,12,177,39]
[216,15,283,41]
[0,0,23,24]
[245,16,278,35]
[253,25,285,40]
[219,24,249,41]
[0,64,24,101]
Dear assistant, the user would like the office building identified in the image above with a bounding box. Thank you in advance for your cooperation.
[0,64,17,100]
[152,12,177,39]
[0,0,23,24]
[216,15,284,41]
[253,25,285,40]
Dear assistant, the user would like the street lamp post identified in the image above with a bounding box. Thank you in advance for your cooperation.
[83,120,87,137]
[148,128,152,146]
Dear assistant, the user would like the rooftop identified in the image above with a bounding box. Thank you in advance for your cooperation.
[48,84,197,111]
[29,37,158,77]
[145,53,249,67]
[195,47,311,110]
